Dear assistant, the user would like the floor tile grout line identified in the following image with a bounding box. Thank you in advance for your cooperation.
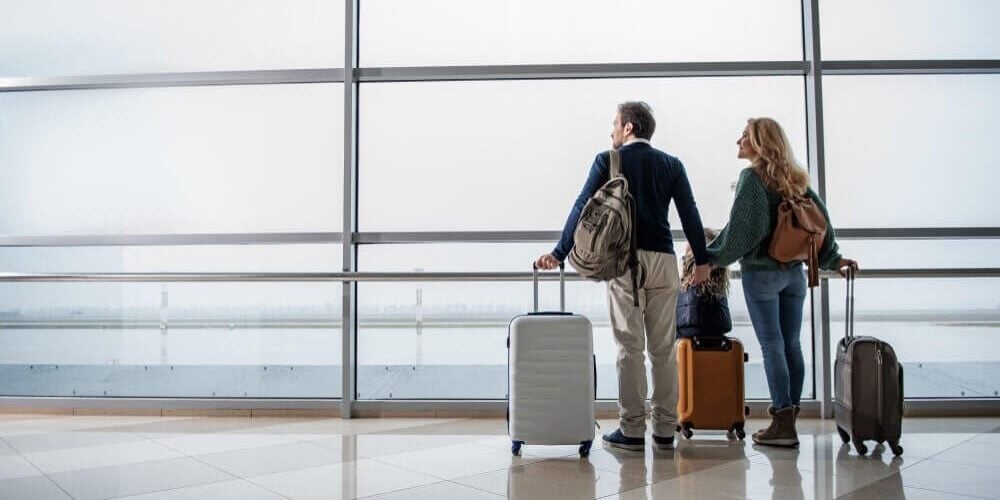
[127,432,286,500]
[442,478,507,499]
[12,447,81,500]
[897,483,993,500]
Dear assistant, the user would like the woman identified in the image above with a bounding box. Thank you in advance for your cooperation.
[707,117,857,447]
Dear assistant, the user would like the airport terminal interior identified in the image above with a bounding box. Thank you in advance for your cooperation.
[0,1,997,499]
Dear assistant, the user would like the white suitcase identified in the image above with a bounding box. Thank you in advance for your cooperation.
[507,263,595,457]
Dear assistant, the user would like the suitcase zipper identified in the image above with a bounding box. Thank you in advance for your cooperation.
[875,345,884,436]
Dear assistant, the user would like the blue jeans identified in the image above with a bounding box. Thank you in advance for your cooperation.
[741,265,807,410]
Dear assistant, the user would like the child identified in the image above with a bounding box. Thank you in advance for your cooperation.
[677,229,732,338]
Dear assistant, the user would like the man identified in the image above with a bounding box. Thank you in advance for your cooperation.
[535,101,711,451]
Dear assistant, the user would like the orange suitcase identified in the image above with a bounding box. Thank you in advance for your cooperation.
[676,336,749,440]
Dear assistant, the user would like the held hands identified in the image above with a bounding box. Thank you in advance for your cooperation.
[690,263,712,286]
[836,258,859,277]
[535,253,560,270]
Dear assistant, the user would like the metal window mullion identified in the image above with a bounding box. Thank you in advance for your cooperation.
[801,0,834,421]
[341,0,359,419]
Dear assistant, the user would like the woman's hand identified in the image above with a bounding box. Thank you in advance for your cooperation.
[836,258,859,277]
[535,253,560,270]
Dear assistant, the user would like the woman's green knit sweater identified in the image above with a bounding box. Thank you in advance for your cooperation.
[708,167,842,271]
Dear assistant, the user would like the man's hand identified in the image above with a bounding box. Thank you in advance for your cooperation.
[690,263,712,286]
[535,253,560,270]
[836,258,859,277]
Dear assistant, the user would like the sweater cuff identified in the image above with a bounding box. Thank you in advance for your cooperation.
[821,253,842,271]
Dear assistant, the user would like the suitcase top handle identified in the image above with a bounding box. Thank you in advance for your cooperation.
[845,266,856,341]
[532,261,565,313]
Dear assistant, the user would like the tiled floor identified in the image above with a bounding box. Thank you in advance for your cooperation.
[0,414,997,499]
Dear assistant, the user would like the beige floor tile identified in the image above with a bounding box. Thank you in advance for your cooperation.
[111,479,286,500]
[900,458,1000,499]
[247,459,440,499]
[375,442,548,480]
[0,476,73,500]
[362,481,504,500]
[902,417,1000,434]
[316,432,484,459]
[973,432,1000,445]
[5,431,145,454]
[836,474,983,500]
[196,441,347,478]
[585,439,746,486]
[0,438,18,456]
[25,439,183,474]
[46,457,235,500]
[147,431,299,456]
[0,454,42,480]
[455,458,648,499]
[930,439,1000,468]
[0,416,183,437]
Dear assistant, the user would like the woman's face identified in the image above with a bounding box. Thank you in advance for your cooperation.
[737,127,756,160]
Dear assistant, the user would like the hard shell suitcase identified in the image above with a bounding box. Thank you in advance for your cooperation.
[507,263,595,457]
[676,335,748,440]
[834,268,904,456]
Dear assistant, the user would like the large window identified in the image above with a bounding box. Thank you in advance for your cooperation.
[822,75,999,228]
[0,245,343,398]
[361,0,802,66]
[0,0,345,77]
[0,84,344,236]
[359,77,805,231]
[828,278,1000,399]
[820,0,1000,61]
[0,1,995,408]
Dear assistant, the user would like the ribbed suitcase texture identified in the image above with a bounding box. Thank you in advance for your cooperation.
[834,269,904,456]
[507,264,595,457]
[676,336,748,440]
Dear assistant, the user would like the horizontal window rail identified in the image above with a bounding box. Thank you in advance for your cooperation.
[3,60,995,94]
[0,232,344,247]
[1,268,997,283]
[0,69,346,93]
[822,59,1000,75]
[0,227,997,248]
[356,61,810,82]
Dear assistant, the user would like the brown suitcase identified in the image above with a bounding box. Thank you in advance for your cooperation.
[676,336,749,440]
[834,269,904,456]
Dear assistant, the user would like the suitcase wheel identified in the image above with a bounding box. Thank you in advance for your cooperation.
[579,440,592,457]
[836,426,850,444]
[731,423,746,441]
[679,423,694,440]
[853,439,868,456]
[890,441,904,456]
[511,441,524,456]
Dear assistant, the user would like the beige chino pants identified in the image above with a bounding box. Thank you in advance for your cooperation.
[607,249,680,438]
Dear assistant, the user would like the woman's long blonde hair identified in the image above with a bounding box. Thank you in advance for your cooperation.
[745,117,810,198]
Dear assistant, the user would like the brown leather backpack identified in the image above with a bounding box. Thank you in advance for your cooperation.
[770,195,827,287]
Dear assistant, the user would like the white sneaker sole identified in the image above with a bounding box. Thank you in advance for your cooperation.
[752,437,799,447]
[602,438,645,451]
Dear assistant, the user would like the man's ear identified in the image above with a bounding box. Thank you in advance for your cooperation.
[622,122,634,136]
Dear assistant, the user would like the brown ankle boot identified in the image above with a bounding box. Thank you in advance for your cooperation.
[752,406,799,447]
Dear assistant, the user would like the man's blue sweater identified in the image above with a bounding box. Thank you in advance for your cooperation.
[553,141,709,265]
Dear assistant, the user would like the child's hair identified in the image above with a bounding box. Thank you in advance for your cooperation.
[681,228,730,298]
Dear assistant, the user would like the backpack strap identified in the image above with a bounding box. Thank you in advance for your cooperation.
[611,149,639,307]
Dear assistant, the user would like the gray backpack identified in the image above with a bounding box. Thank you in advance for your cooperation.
[568,149,639,305]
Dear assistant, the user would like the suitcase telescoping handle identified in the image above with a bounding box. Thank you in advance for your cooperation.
[844,266,856,341]
[532,261,565,313]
